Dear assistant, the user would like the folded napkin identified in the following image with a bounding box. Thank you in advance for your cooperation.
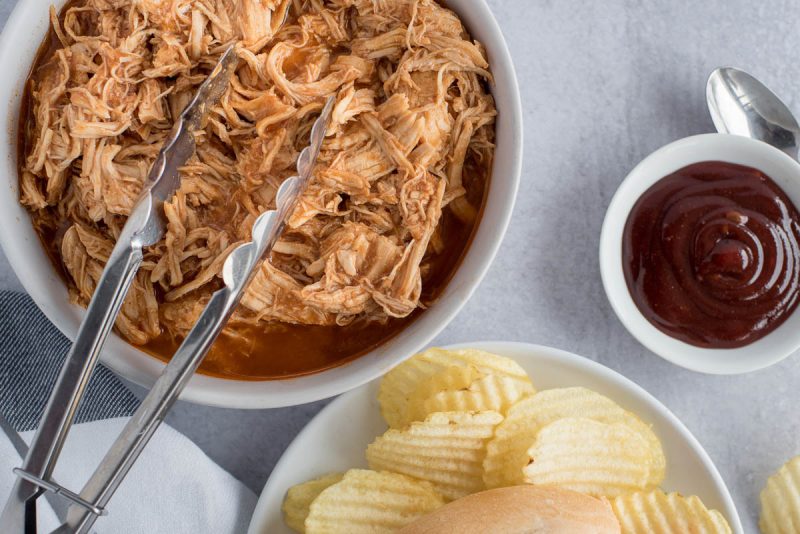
[0,291,257,533]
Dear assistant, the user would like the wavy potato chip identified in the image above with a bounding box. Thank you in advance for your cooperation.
[379,348,532,428]
[283,472,344,533]
[420,372,533,418]
[612,489,731,533]
[304,469,445,534]
[760,455,800,534]
[523,417,653,497]
[402,365,486,426]
[483,387,664,489]
[366,410,503,500]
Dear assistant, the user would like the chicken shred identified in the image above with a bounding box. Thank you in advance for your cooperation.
[21,0,496,346]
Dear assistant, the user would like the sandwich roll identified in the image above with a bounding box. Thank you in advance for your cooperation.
[398,485,621,534]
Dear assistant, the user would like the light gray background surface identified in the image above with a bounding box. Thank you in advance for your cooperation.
[2,1,800,531]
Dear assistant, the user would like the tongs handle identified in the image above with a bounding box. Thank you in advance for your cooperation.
[33,244,142,473]
[0,229,145,533]
[56,286,236,534]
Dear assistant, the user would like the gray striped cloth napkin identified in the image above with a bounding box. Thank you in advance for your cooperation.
[0,291,139,432]
[0,292,257,533]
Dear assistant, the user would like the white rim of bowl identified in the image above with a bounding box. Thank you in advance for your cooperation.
[0,0,523,408]
[248,341,742,534]
[600,134,800,375]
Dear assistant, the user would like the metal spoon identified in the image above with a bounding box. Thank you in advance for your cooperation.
[706,67,800,160]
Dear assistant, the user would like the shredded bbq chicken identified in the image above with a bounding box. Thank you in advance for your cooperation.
[21,0,496,345]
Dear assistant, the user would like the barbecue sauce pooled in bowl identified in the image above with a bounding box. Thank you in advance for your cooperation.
[623,161,800,348]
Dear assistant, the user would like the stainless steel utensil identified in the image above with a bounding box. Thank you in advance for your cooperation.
[0,45,239,534]
[56,95,333,534]
[707,67,800,160]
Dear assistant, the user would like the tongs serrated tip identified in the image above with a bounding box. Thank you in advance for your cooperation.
[222,95,334,290]
[131,44,239,248]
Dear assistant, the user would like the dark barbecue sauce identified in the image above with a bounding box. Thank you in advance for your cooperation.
[623,161,800,348]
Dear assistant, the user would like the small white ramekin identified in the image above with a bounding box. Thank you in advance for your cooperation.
[600,134,800,375]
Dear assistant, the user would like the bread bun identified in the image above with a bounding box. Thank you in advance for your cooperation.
[398,485,620,534]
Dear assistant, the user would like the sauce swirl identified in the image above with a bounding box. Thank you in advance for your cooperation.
[623,161,800,348]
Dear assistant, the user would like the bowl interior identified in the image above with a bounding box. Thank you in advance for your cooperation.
[600,133,800,374]
[0,0,522,408]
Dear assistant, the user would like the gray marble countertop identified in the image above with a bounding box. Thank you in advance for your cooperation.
[4,1,800,531]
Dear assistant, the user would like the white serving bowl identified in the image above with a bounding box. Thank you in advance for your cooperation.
[600,134,800,375]
[0,0,522,408]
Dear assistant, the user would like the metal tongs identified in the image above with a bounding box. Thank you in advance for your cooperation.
[0,43,334,533]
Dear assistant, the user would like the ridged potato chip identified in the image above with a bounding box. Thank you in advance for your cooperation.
[305,469,445,534]
[379,348,532,428]
[523,417,653,497]
[366,410,503,500]
[611,489,731,533]
[420,372,533,418]
[283,472,344,533]
[403,365,486,426]
[760,455,800,534]
[483,387,665,489]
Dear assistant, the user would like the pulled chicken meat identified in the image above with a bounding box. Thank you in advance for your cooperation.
[21,0,496,347]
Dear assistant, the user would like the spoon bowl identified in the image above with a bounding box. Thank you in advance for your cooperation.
[707,67,800,159]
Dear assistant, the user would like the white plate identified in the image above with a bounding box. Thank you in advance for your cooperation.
[247,341,743,534]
